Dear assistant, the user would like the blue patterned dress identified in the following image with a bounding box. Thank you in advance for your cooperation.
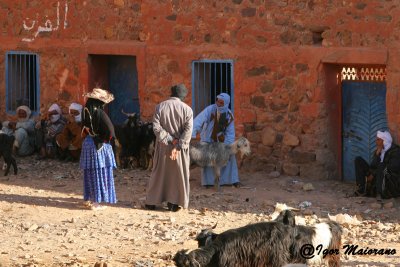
[80,136,117,203]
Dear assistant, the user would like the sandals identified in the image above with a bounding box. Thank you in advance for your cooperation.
[83,201,92,208]
[167,202,181,212]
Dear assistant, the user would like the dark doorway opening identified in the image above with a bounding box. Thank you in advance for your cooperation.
[88,55,139,125]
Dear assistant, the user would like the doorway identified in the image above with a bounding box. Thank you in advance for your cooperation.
[88,55,139,125]
[341,67,388,182]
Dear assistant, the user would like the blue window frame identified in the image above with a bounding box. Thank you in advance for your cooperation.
[5,51,40,114]
[191,60,234,116]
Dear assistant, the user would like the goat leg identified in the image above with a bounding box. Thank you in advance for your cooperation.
[214,167,221,192]
[4,160,11,177]
[214,176,220,192]
[11,158,17,175]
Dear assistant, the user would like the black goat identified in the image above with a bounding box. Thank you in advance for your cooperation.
[0,133,18,177]
[194,210,295,249]
[174,210,342,267]
[114,111,141,168]
[138,121,156,170]
[174,220,293,267]
[195,223,219,248]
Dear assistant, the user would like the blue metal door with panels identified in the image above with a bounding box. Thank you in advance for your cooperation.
[342,81,388,181]
[107,56,140,125]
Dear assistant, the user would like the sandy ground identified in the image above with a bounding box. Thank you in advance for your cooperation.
[0,156,399,267]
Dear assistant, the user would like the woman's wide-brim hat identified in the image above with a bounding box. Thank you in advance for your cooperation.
[85,88,114,104]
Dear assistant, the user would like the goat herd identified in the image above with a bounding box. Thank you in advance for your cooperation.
[0,111,252,180]
[114,111,156,170]
[114,112,252,191]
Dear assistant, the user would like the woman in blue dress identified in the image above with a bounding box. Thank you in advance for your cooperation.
[80,88,117,210]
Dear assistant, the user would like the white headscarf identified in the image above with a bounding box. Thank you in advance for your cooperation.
[69,103,83,122]
[377,130,393,162]
[16,105,32,122]
[216,93,230,113]
[48,103,62,123]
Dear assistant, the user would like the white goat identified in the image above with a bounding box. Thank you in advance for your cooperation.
[189,137,251,191]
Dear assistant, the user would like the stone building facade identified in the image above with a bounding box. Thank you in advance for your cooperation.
[1,1,399,180]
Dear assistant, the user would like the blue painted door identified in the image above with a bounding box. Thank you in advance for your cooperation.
[342,81,388,181]
[107,56,140,125]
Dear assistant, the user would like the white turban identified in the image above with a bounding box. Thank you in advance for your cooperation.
[49,103,62,114]
[48,103,62,123]
[69,103,83,122]
[69,103,83,112]
[377,130,392,162]
[16,105,32,122]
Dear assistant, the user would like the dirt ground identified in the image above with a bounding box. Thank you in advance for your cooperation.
[0,156,399,267]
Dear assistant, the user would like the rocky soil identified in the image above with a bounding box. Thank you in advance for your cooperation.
[0,156,399,267]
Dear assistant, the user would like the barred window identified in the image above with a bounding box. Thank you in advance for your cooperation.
[6,51,40,114]
[192,60,234,116]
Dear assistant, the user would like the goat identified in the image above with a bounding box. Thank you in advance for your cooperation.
[189,137,251,191]
[0,132,18,177]
[138,121,156,170]
[195,223,218,248]
[174,210,342,267]
[193,209,296,250]
[174,220,294,267]
[114,110,141,168]
[290,220,342,267]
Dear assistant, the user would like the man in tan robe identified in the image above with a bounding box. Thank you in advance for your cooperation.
[145,84,193,212]
[56,103,83,161]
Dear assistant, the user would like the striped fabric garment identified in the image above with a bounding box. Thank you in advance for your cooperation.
[80,136,117,203]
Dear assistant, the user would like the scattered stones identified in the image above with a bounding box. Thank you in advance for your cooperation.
[268,171,281,178]
[302,183,315,191]
[0,157,398,266]
[370,203,382,209]
[383,201,394,209]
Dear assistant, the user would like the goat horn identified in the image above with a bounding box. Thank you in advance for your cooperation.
[121,109,136,117]
[211,223,218,229]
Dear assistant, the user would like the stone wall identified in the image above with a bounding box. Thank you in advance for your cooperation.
[0,0,400,179]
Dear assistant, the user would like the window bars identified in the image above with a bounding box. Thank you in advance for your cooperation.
[192,60,234,116]
[5,51,40,113]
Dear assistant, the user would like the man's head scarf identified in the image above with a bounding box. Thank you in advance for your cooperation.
[171,84,188,101]
[16,105,32,122]
[216,93,230,113]
[49,103,62,123]
[377,130,393,162]
[69,102,83,123]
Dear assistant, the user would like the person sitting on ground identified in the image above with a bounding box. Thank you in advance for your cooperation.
[354,130,400,199]
[1,105,36,156]
[191,93,242,188]
[56,102,84,161]
[35,103,66,160]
